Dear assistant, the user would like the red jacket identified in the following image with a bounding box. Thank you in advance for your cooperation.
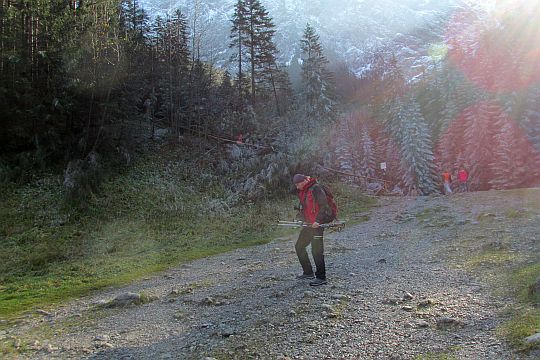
[297,178,332,224]
[442,172,451,183]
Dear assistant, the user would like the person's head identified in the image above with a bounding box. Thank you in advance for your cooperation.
[293,174,309,190]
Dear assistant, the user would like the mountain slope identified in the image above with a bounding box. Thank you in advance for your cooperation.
[139,0,494,79]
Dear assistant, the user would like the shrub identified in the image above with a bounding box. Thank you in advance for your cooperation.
[63,151,103,204]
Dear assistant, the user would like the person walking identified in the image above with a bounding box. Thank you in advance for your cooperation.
[291,174,334,286]
[442,170,453,195]
[458,168,469,192]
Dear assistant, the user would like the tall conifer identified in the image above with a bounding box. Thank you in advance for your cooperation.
[300,23,336,124]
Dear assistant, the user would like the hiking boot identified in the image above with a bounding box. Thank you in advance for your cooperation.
[296,273,315,280]
[309,278,327,286]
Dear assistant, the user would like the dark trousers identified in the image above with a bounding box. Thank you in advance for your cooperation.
[295,227,325,280]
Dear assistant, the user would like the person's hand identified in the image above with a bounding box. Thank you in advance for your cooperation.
[311,222,320,228]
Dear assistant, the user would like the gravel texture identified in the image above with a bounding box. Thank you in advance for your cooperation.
[4,190,540,359]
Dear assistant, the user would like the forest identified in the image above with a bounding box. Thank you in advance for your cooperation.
[1,1,540,199]
[1,2,540,356]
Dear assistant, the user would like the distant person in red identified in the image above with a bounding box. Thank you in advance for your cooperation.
[442,170,452,195]
[236,133,244,145]
[458,168,469,192]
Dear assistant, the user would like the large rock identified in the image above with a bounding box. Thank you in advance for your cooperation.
[525,333,540,344]
[436,317,465,330]
[107,292,143,307]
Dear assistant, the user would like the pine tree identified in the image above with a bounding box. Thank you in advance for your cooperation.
[521,85,540,152]
[154,10,190,133]
[380,54,406,140]
[122,0,149,39]
[229,0,278,105]
[396,98,439,195]
[463,100,500,190]
[334,115,355,176]
[490,117,540,189]
[357,123,377,179]
[268,64,294,116]
[229,0,249,102]
[437,64,479,140]
[435,109,467,175]
[299,23,336,125]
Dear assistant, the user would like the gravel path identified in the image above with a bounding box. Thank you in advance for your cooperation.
[5,191,540,359]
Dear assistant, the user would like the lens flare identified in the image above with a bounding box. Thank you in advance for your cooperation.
[445,4,540,92]
[428,43,448,62]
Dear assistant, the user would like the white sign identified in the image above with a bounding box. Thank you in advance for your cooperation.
[380,162,387,170]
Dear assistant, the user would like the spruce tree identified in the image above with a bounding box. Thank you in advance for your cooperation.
[380,54,406,141]
[357,123,377,180]
[435,109,467,175]
[299,23,336,125]
[463,100,499,190]
[490,117,540,189]
[154,10,190,133]
[229,0,278,105]
[334,116,355,176]
[229,0,249,101]
[521,85,540,152]
[397,98,439,195]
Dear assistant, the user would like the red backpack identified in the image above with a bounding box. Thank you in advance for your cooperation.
[320,184,338,222]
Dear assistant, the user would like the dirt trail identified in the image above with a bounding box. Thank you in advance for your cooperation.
[5,190,540,359]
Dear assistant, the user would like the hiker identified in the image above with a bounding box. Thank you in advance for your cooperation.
[236,133,244,145]
[442,170,452,195]
[458,168,469,192]
[290,174,334,286]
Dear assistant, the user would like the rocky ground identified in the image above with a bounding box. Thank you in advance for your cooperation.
[2,189,540,359]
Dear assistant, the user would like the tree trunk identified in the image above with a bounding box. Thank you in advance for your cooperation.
[270,69,281,116]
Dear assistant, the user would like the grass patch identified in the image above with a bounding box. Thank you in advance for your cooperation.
[415,206,447,221]
[327,182,376,224]
[415,352,458,360]
[497,309,540,351]
[496,262,540,351]
[464,249,521,270]
[513,262,540,304]
[415,346,461,360]
[414,206,455,228]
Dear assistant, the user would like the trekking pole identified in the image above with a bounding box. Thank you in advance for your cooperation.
[277,220,346,231]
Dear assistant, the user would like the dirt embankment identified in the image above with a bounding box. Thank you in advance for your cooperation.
[2,189,540,359]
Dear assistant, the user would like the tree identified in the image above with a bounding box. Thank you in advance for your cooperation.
[153,10,190,135]
[380,53,406,139]
[397,98,439,195]
[299,23,336,125]
[463,100,499,190]
[229,0,249,104]
[490,117,540,189]
[521,85,540,152]
[229,0,278,106]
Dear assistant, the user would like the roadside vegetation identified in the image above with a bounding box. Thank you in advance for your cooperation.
[0,146,374,320]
